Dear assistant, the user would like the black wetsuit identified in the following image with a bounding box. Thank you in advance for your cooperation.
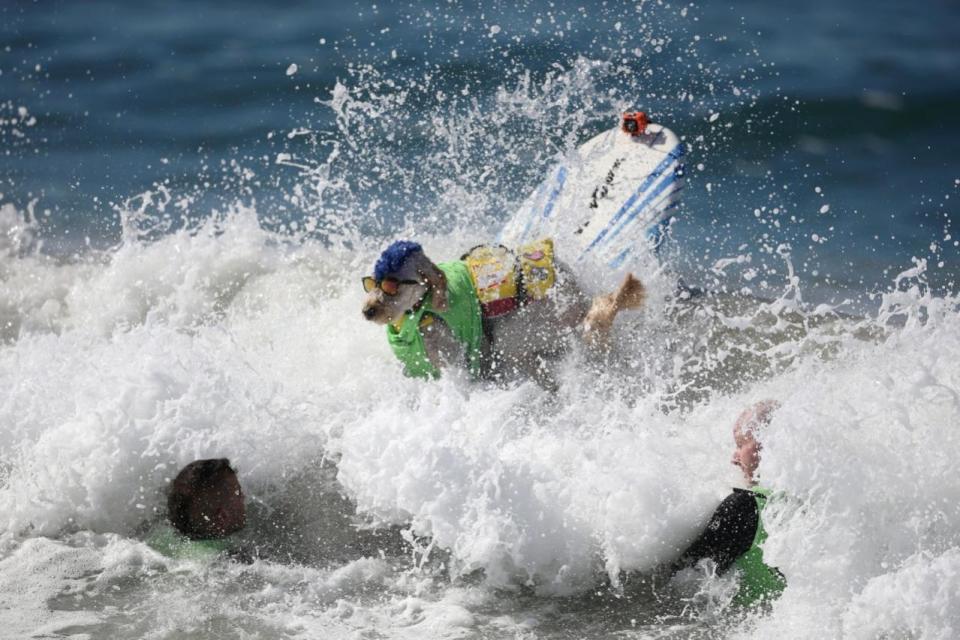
[674,488,759,574]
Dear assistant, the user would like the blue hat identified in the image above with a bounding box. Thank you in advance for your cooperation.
[374,240,422,281]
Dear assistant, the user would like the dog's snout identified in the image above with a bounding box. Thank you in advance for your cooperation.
[363,306,377,320]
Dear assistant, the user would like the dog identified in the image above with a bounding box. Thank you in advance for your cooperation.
[361,239,645,388]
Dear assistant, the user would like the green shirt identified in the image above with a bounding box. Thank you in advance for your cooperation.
[385,260,484,379]
[145,524,233,561]
[733,487,787,606]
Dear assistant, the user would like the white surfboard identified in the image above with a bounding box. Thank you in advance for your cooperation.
[499,122,685,272]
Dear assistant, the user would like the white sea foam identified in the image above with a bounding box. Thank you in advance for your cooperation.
[741,281,960,639]
[1,204,957,639]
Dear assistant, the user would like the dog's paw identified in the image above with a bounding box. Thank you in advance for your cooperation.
[615,273,646,310]
[581,274,645,347]
[582,293,617,338]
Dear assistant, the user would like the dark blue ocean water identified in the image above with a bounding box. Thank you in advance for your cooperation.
[2,0,959,301]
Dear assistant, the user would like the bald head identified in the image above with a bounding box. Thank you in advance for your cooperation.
[731,400,779,484]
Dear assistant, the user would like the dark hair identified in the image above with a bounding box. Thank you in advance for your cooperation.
[167,458,237,540]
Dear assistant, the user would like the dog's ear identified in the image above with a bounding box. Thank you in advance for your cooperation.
[415,256,448,312]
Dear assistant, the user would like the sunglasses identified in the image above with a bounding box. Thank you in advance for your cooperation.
[362,276,420,296]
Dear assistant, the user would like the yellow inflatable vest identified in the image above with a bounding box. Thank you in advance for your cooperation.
[518,238,557,300]
[462,238,557,318]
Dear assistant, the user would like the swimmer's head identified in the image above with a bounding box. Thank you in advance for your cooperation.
[167,458,246,540]
[731,400,779,485]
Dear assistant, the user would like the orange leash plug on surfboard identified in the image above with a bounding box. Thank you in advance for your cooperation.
[621,111,649,136]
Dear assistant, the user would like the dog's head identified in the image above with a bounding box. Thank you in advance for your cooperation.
[361,241,448,325]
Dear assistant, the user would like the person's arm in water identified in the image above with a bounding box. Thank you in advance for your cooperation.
[672,488,758,574]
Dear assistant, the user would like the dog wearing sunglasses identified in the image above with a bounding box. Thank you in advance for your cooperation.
[361,239,644,389]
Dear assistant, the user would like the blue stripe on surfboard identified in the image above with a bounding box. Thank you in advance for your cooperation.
[601,182,683,268]
[580,143,685,257]
[517,165,566,244]
[580,151,678,256]
[606,200,680,269]
[583,169,680,264]
[541,166,567,221]
[599,151,685,251]
[594,155,685,255]
[647,208,678,251]
[608,246,633,269]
